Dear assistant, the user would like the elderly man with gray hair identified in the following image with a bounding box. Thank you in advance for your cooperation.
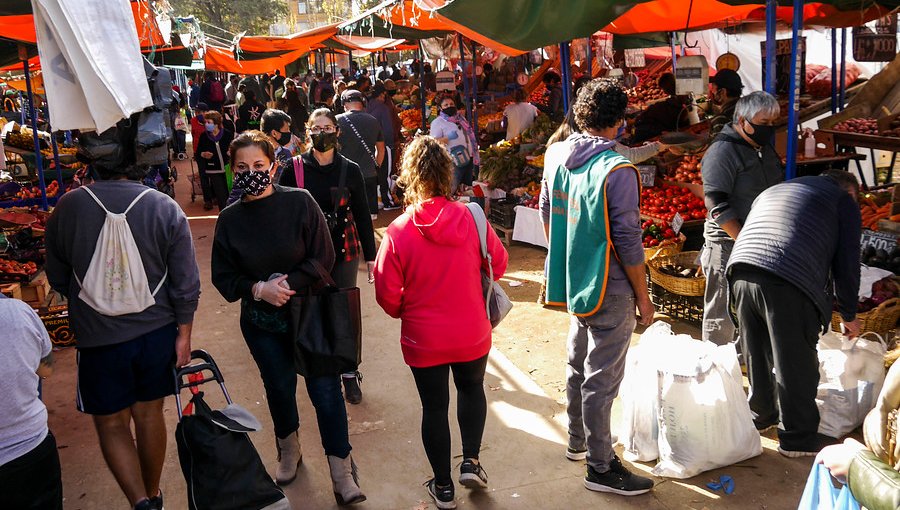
[699,91,784,349]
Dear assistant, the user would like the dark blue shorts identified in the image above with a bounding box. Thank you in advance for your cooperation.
[76,323,177,415]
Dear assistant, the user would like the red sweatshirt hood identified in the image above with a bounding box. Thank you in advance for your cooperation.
[407,197,471,247]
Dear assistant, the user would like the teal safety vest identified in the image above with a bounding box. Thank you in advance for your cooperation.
[546,150,637,316]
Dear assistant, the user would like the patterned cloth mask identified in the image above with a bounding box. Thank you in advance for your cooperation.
[234,164,274,196]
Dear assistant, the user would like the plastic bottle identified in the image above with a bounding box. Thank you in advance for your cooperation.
[803,128,816,158]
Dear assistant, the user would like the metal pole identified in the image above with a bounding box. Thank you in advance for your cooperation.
[458,34,471,122]
[419,44,427,131]
[839,28,847,110]
[17,92,25,125]
[50,129,63,191]
[371,52,376,77]
[765,0,777,94]
[22,56,48,210]
[560,42,571,113]
[831,28,837,114]
[670,33,677,72]
[586,36,593,78]
[785,0,803,180]
[471,41,479,144]
[64,130,72,145]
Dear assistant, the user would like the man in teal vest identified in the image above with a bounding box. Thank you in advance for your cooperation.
[540,78,655,496]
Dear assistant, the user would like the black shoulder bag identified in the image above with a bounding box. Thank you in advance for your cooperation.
[290,259,362,377]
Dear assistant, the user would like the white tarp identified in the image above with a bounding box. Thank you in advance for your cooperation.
[32,0,153,132]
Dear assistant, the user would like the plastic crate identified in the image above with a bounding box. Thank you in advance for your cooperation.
[648,279,703,326]
[489,198,518,228]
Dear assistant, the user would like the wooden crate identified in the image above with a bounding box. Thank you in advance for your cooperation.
[21,271,49,309]
[0,282,21,300]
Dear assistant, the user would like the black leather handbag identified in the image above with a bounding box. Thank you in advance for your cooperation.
[290,260,362,378]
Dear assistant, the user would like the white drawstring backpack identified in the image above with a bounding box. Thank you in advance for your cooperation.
[74,186,167,316]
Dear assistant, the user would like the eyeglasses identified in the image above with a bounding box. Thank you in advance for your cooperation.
[309,125,336,134]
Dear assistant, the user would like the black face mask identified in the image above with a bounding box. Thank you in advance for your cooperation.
[745,120,775,147]
[275,131,292,146]
[312,132,338,153]
[442,107,458,117]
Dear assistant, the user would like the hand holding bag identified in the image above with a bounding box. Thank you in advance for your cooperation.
[466,203,512,328]
[290,259,362,377]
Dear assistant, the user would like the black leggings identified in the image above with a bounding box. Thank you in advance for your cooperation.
[410,354,489,485]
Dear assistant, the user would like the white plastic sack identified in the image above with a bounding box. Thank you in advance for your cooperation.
[816,330,887,438]
[33,0,153,132]
[618,321,702,462]
[652,342,762,479]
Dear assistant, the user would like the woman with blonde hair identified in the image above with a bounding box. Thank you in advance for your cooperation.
[374,136,508,509]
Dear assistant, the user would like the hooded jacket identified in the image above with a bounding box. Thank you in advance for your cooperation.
[541,134,645,305]
[375,197,508,368]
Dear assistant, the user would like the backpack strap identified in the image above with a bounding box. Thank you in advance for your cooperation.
[333,156,348,217]
[124,188,155,214]
[465,202,493,319]
[81,186,110,214]
[292,156,304,188]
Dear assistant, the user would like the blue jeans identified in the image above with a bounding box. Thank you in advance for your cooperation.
[240,316,352,458]
[566,294,636,472]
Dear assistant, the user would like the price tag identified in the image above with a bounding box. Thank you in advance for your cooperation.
[624,49,645,68]
[672,212,685,236]
[637,165,656,188]
[860,229,898,252]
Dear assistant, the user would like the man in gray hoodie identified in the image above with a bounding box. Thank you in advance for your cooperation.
[45,162,200,510]
[540,79,654,497]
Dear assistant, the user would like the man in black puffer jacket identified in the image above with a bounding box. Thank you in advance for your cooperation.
[727,169,862,459]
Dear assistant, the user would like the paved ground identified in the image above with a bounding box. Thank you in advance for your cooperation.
[45,156,818,509]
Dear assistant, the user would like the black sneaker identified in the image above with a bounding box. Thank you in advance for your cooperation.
[459,459,488,489]
[584,456,653,496]
[566,447,587,461]
[778,434,839,458]
[425,479,456,509]
[149,490,164,510]
[342,371,363,405]
[134,499,154,510]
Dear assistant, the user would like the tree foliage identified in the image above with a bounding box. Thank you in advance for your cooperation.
[169,0,290,37]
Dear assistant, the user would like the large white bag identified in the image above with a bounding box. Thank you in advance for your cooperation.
[619,322,670,462]
[816,330,887,438]
[652,342,762,479]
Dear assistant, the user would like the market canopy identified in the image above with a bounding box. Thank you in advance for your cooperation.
[422,0,900,52]
[205,44,310,74]
[321,35,417,53]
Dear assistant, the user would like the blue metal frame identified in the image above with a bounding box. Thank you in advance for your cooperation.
[765,0,777,94]
[560,42,571,113]
[23,57,48,210]
[471,40,479,143]
[785,0,804,180]
[831,28,838,114]
[670,33,678,72]
[839,28,847,109]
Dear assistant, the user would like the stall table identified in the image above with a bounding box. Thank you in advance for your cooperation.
[818,129,900,187]
[511,205,547,249]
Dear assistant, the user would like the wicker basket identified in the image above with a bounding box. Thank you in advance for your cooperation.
[647,251,705,297]
[831,297,900,338]
[643,233,687,261]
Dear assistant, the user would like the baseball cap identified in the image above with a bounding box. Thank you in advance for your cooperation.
[341,89,365,103]
[711,69,743,93]
[383,79,397,91]
[197,102,209,111]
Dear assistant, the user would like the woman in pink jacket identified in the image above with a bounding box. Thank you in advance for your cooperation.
[375,136,508,510]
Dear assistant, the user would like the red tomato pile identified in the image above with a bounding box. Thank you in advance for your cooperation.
[671,154,702,184]
[641,219,677,248]
[640,183,707,221]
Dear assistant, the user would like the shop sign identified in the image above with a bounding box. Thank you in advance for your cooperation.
[624,49,645,68]
[853,15,897,62]
[637,165,656,188]
[435,70,455,91]
[760,37,807,96]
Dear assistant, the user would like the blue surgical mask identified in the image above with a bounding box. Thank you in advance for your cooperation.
[616,121,627,139]
[205,123,215,132]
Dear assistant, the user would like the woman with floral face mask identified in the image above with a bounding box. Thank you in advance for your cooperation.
[280,108,377,407]
[211,130,366,505]
[430,96,479,195]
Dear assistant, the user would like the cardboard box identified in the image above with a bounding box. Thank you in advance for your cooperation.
[0,282,22,300]
[21,271,49,309]
[39,305,75,347]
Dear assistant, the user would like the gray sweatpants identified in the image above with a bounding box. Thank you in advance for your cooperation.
[566,294,636,472]
[700,239,739,346]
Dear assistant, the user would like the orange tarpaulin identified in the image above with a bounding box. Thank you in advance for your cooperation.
[0,2,166,48]
[204,45,308,75]
[327,35,413,52]
[234,23,338,53]
[603,0,893,35]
